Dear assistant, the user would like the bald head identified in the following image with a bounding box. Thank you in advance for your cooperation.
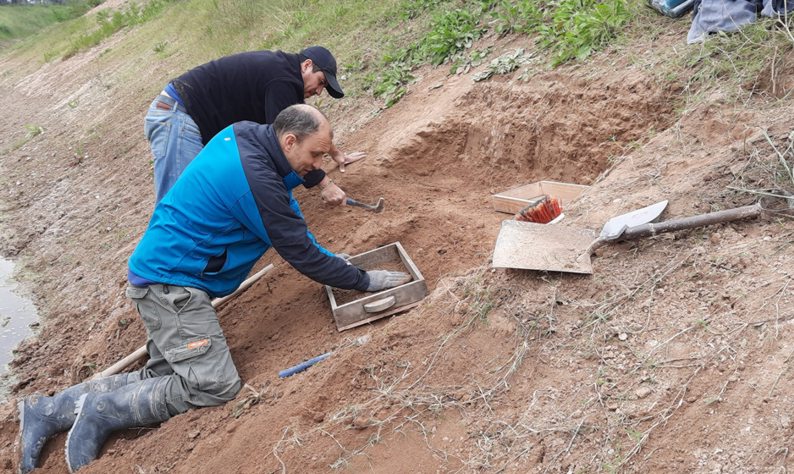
[273,104,332,142]
[275,104,333,176]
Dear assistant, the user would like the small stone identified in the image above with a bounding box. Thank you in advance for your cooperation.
[352,416,369,430]
[635,386,652,399]
[188,430,201,439]
[607,402,619,411]
[709,233,721,245]
[618,333,628,341]
[313,412,325,423]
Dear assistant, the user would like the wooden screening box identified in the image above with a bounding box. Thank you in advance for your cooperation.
[491,180,590,215]
[325,242,427,332]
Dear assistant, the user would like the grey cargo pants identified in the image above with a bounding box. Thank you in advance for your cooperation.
[126,284,242,414]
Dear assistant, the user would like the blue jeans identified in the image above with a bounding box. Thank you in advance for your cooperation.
[144,95,204,203]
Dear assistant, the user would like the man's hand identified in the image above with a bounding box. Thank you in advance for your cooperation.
[331,150,367,173]
[320,178,346,206]
[365,270,411,292]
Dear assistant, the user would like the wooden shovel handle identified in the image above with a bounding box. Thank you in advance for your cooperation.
[588,204,762,253]
[93,264,274,379]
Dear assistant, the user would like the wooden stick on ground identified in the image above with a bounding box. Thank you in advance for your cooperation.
[94,264,274,379]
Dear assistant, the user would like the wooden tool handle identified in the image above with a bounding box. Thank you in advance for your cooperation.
[588,204,762,254]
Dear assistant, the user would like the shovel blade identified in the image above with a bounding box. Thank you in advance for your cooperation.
[600,200,668,240]
[492,220,595,274]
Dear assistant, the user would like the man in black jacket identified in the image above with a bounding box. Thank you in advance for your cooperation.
[145,45,364,203]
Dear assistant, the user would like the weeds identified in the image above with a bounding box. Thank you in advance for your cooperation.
[539,0,633,67]
[486,0,543,37]
[728,130,794,209]
[681,19,794,101]
[7,124,44,153]
[472,47,534,81]
[450,46,491,75]
[368,0,635,106]
[63,0,176,59]
[421,8,484,66]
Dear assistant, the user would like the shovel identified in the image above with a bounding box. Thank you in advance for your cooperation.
[492,203,764,275]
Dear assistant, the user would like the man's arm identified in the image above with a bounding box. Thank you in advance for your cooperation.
[237,164,369,290]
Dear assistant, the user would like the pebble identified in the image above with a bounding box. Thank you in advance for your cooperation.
[352,415,369,430]
[188,430,201,439]
[618,333,628,341]
[635,386,652,399]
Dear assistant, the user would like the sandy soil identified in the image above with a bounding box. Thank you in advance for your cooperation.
[1,20,794,474]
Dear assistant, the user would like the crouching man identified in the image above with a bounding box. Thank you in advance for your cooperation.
[17,104,409,473]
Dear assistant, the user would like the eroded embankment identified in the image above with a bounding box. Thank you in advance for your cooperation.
[0,37,687,473]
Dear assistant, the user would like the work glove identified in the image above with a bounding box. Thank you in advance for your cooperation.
[366,270,411,292]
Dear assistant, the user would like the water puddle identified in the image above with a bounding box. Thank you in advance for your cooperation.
[0,255,38,381]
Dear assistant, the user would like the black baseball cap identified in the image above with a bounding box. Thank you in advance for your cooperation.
[300,46,344,99]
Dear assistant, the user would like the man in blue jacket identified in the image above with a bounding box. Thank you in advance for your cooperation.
[17,104,408,473]
[146,45,365,204]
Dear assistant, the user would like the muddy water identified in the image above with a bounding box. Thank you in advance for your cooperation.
[0,256,38,379]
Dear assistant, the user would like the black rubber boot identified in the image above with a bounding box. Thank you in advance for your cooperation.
[16,371,142,474]
[65,376,171,473]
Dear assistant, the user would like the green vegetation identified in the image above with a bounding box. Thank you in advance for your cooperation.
[6,124,43,154]
[5,0,637,108]
[538,0,633,66]
[63,0,176,58]
[366,0,636,107]
[0,0,101,43]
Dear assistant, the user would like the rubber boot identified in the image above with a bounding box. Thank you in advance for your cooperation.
[16,371,142,474]
[65,376,171,473]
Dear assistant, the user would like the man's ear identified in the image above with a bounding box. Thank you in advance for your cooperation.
[301,59,313,73]
[282,133,297,152]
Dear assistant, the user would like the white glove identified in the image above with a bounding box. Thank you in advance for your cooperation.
[366,270,411,292]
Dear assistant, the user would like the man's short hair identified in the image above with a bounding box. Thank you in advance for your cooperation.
[273,105,322,141]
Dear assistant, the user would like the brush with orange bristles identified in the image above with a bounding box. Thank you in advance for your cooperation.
[515,195,563,224]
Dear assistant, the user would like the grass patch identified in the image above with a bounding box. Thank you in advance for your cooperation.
[63,0,177,59]
[680,19,794,100]
[0,0,100,43]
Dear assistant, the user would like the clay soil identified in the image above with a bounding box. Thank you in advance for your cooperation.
[1,21,794,474]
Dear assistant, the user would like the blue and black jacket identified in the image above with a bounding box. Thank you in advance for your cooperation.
[128,121,370,298]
